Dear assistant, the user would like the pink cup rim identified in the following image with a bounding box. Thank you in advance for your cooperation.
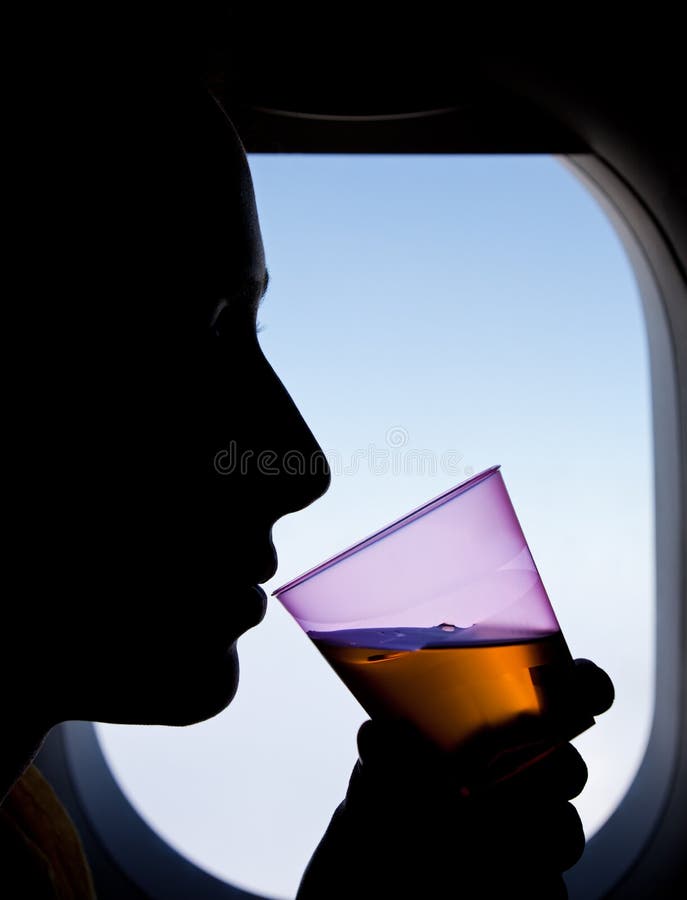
[273,464,501,596]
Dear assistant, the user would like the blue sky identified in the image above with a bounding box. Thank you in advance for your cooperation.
[97,154,654,899]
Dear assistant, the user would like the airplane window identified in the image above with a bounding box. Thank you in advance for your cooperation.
[95,154,654,900]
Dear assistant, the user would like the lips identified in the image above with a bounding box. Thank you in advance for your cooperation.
[236,583,268,631]
[254,550,278,584]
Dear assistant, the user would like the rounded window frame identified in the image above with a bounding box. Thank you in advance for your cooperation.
[35,118,686,899]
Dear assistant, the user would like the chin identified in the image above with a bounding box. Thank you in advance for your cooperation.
[92,644,242,727]
[159,644,241,726]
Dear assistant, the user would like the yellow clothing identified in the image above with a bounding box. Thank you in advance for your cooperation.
[0,765,96,898]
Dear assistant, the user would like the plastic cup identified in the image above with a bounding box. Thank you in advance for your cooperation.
[273,465,593,755]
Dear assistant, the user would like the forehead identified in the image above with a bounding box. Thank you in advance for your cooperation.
[53,84,266,307]
[132,89,267,294]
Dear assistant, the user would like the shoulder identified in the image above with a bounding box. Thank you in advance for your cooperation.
[0,765,96,898]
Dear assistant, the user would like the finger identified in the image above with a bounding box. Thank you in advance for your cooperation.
[354,719,446,808]
[486,798,586,874]
[544,801,586,872]
[488,742,588,802]
[357,718,439,771]
[573,659,615,715]
[452,712,563,788]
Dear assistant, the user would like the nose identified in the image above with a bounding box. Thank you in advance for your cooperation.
[211,345,331,536]
[255,358,332,524]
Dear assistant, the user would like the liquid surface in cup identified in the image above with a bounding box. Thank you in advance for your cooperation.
[309,624,577,751]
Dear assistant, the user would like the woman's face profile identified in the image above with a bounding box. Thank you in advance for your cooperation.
[6,85,330,731]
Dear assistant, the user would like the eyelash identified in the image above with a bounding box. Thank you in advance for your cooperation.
[210,300,265,338]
